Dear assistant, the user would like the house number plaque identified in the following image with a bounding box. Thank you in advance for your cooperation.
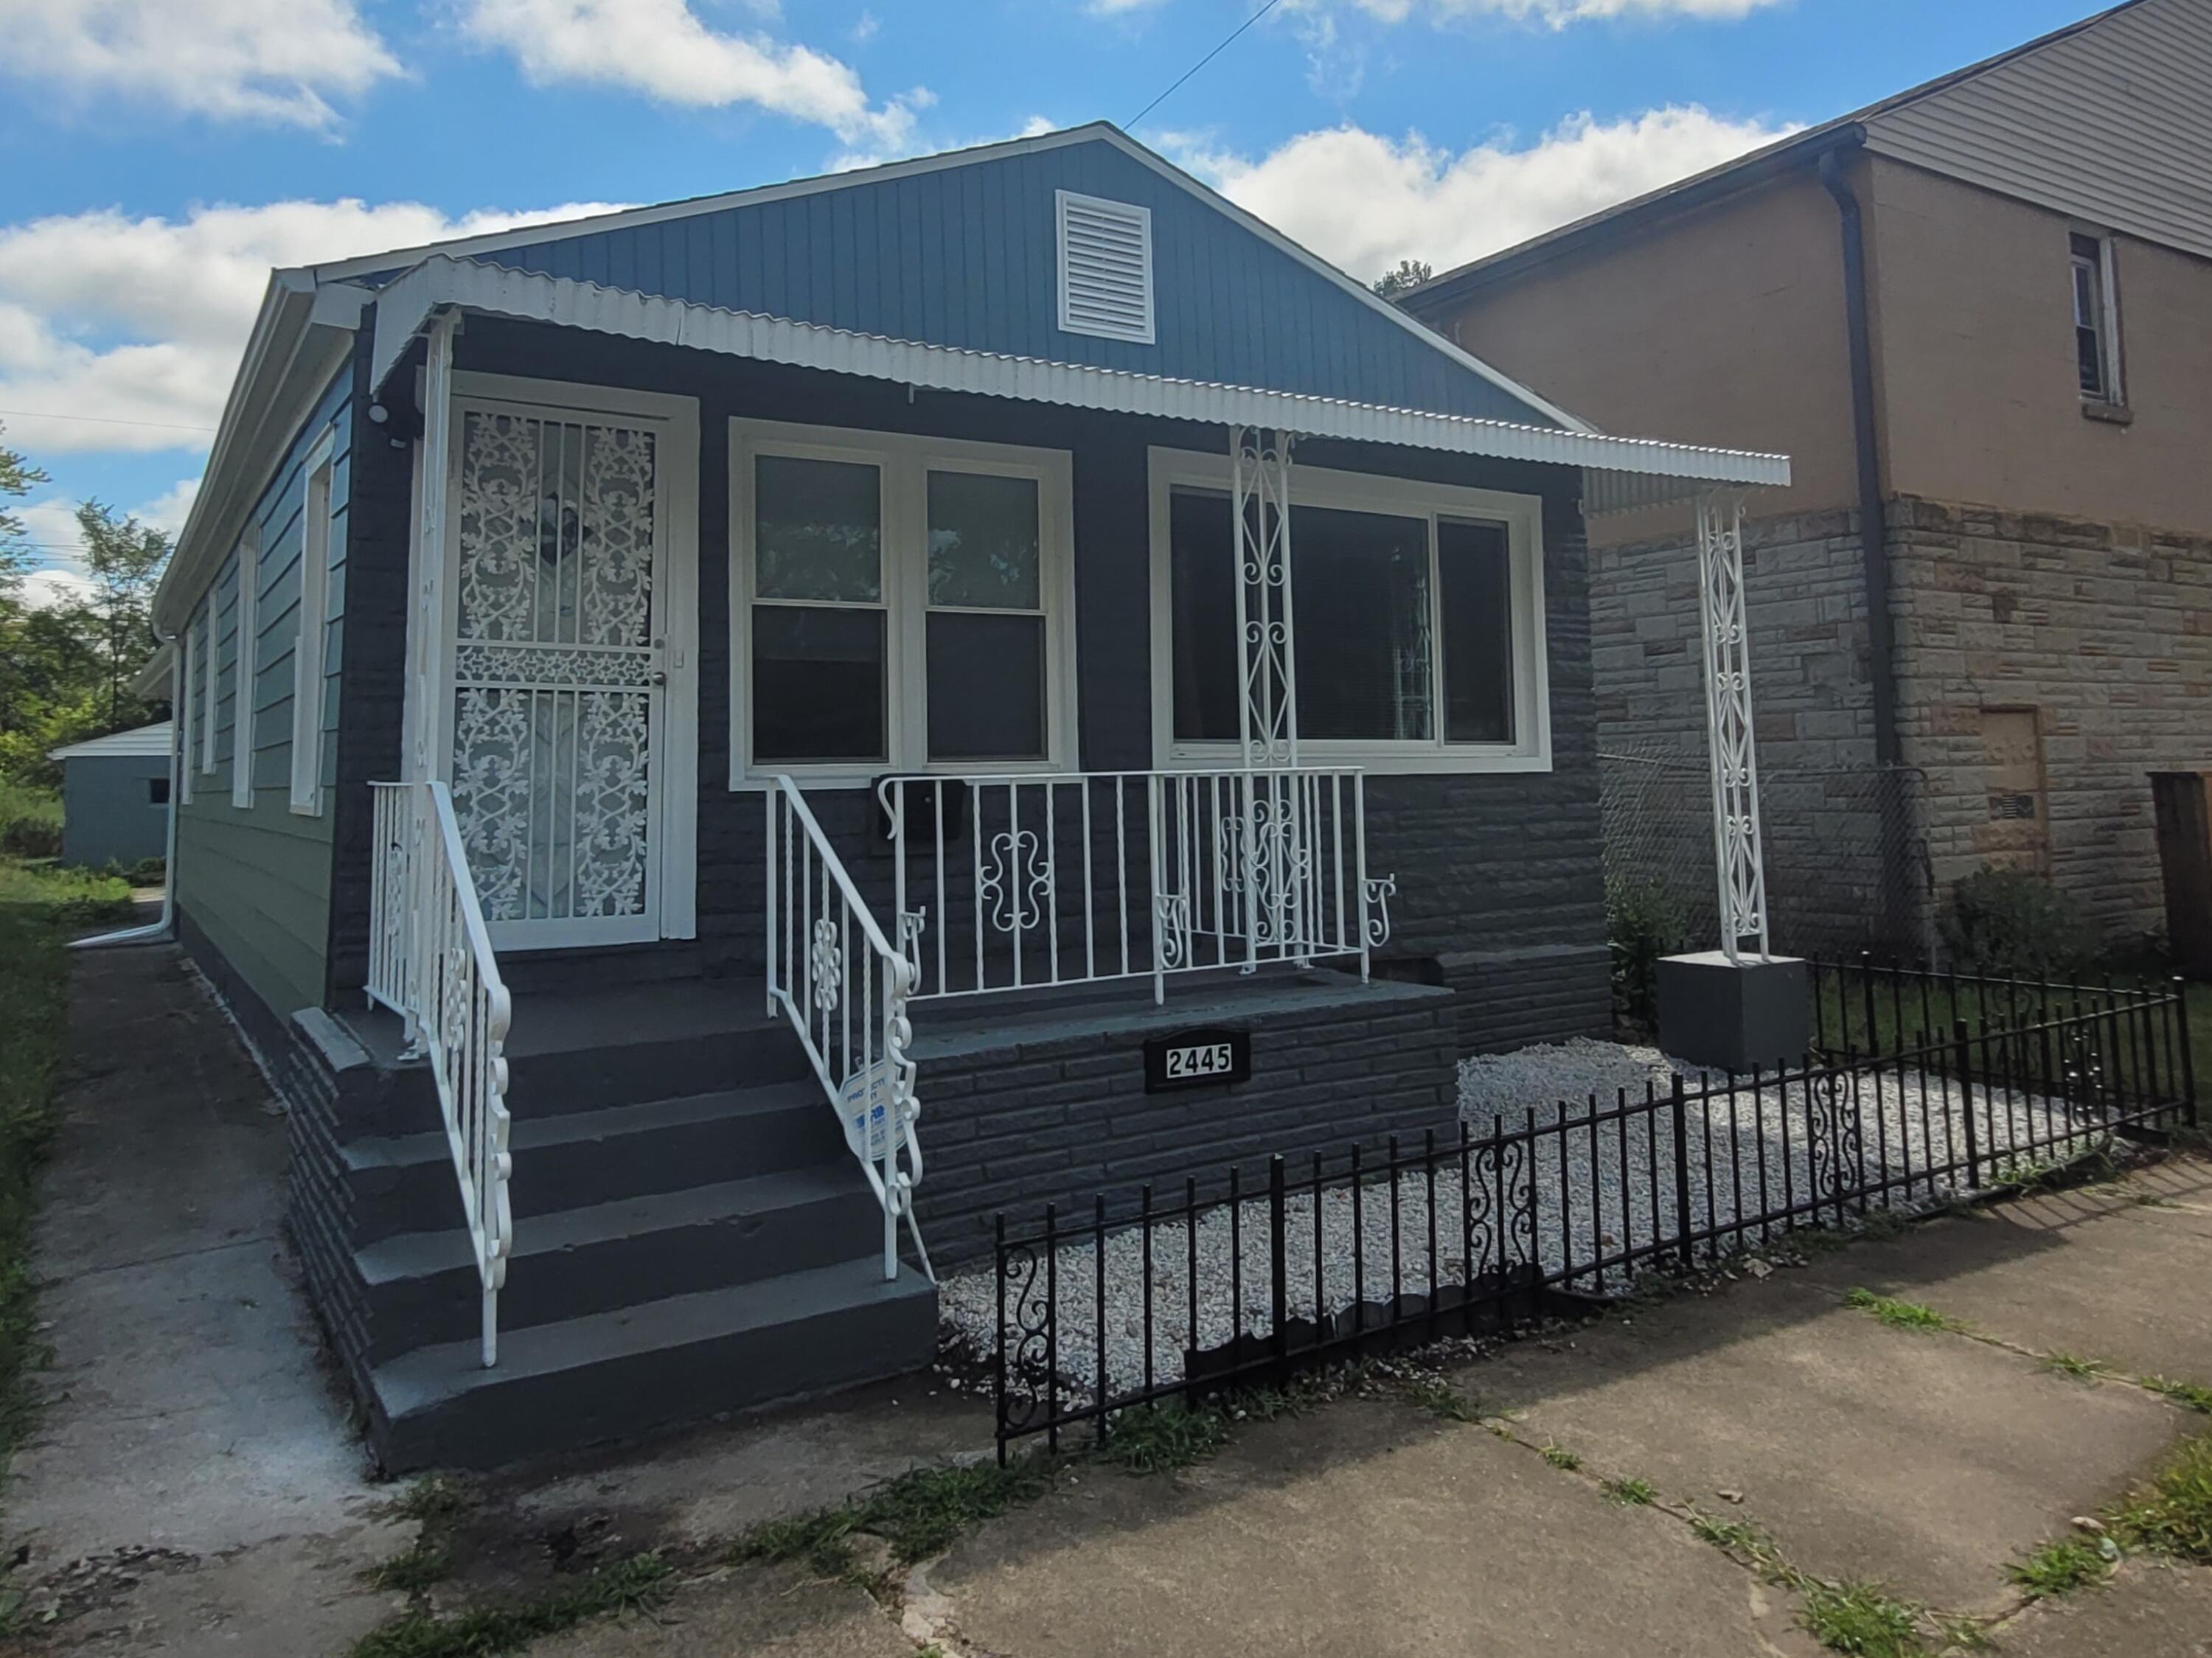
[1143,1028,1252,1093]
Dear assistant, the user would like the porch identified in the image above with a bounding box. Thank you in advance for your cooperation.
[321,253,1784,1466]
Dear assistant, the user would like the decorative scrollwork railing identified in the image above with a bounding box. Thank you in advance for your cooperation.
[366,780,515,1367]
[765,776,930,1281]
[874,767,1393,1005]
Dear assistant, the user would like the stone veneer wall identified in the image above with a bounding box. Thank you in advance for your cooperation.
[1888,496,2212,943]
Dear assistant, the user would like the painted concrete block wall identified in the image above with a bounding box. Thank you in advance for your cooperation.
[175,363,353,1028]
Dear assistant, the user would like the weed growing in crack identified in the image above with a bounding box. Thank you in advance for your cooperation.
[2108,1432,2212,1563]
[1933,1613,1994,1651]
[2005,1536,2113,1599]
[1399,1373,1479,1423]
[1843,1289,1965,1334]
[1539,1443,1581,1471]
[737,1457,1060,1572]
[2040,1352,2110,1384]
[1096,1404,1230,1474]
[362,1539,453,1594]
[2137,1373,2212,1415]
[1602,1477,1655,1506]
[349,1553,672,1658]
[1796,1579,1925,1658]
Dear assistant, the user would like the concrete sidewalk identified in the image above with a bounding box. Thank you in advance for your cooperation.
[540,1155,2212,1658]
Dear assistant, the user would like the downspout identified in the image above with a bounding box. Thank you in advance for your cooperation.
[1818,142,1919,950]
[70,643,182,950]
[1817,142,1899,767]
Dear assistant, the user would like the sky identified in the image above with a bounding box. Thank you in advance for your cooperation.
[0,0,2105,607]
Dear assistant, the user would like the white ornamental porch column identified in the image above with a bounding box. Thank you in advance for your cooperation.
[1694,489,1772,964]
[1230,425,1301,967]
[403,309,459,787]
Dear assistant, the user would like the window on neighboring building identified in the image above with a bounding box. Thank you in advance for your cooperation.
[1154,454,1549,773]
[148,776,171,807]
[2070,231,2121,404]
[735,423,1074,779]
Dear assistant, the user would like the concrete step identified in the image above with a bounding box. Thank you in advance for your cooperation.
[356,1163,885,1359]
[340,1081,841,1243]
[501,980,807,1112]
[367,1257,939,1471]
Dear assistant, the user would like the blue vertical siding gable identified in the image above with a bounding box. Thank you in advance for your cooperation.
[475,138,1553,427]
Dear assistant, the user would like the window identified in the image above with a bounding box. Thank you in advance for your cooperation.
[178,618,198,807]
[733,422,1074,781]
[2070,231,2121,404]
[1151,450,1548,774]
[198,607,218,777]
[148,777,171,807]
[231,527,260,809]
[291,435,337,815]
[1057,191,1155,346]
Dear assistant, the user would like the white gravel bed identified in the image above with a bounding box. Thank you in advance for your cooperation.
[939,1038,2106,1404]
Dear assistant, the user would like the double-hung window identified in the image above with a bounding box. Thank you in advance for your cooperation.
[1150,450,1549,773]
[2070,231,2123,406]
[733,422,1074,781]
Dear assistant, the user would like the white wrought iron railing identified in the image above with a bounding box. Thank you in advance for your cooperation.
[764,776,930,1282]
[874,767,1395,1004]
[367,780,515,1367]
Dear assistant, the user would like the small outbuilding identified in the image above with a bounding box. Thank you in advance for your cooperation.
[49,720,173,870]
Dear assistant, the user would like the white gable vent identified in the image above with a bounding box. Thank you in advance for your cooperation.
[1057,189,1155,346]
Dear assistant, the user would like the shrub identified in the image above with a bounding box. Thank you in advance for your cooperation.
[1606,874,1688,1025]
[0,781,61,862]
[1938,867,2093,979]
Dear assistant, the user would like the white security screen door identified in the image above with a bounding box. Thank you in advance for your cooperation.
[445,400,675,948]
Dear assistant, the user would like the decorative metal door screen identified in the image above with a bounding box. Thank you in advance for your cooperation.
[447,405,667,947]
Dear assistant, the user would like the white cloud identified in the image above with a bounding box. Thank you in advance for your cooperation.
[1302,0,1784,25]
[457,0,926,147]
[21,568,97,611]
[1175,105,1798,286]
[0,198,626,456]
[16,479,201,590]
[0,0,400,130]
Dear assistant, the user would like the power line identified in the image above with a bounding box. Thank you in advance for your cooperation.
[1128,0,1286,130]
[0,408,217,433]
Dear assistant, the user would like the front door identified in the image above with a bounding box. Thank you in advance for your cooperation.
[442,388,695,949]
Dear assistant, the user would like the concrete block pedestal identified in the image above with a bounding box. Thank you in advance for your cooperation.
[1656,951,1810,1073]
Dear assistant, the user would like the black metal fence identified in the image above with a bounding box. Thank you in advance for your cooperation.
[989,964,2197,1459]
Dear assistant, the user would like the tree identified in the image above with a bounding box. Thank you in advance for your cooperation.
[1371,259,1434,301]
[0,422,50,602]
[73,500,170,728]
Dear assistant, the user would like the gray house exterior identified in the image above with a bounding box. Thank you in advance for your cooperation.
[147,124,1783,1469]
[50,720,173,869]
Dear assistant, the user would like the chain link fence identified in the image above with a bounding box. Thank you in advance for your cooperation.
[1599,739,1933,961]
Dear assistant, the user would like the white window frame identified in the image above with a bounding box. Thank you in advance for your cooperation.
[1146,447,1552,776]
[2070,229,2124,406]
[290,428,338,815]
[728,417,1078,789]
[231,525,262,809]
[178,619,198,807]
[1056,189,1156,346]
[198,605,218,776]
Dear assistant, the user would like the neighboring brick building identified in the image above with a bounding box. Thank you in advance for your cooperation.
[1402,0,2212,954]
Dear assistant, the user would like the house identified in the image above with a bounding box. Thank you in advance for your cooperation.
[1399,0,2212,955]
[48,720,173,869]
[143,122,1784,1469]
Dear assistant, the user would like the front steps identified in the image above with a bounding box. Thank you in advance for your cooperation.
[321,980,937,1471]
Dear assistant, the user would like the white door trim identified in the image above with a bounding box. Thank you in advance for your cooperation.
[431,370,700,947]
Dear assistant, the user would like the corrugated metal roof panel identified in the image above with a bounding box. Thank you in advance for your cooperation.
[370,256,1791,489]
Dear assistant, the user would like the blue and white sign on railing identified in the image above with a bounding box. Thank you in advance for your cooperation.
[840,1060,896,1162]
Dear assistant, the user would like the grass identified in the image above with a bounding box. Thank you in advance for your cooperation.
[0,782,60,862]
[2107,1432,2212,1563]
[736,1457,1060,1576]
[363,1539,453,1593]
[1095,1403,1231,1474]
[2004,1536,2112,1599]
[360,1475,474,1594]
[1539,1443,1581,1471]
[2039,1351,2110,1384]
[348,1553,672,1658]
[2136,1373,2212,1415]
[1796,1579,1926,1657]
[1399,1373,1480,1423]
[1843,1289,1966,1334]
[1601,1476,1655,1506]
[0,858,126,1497]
